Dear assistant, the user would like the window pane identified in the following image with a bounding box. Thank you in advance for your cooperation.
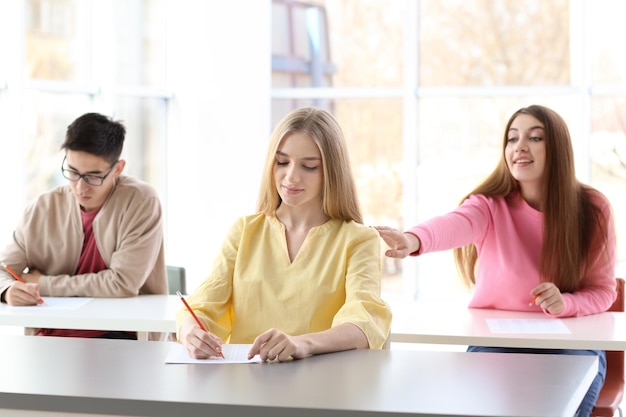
[419,0,570,86]
[24,0,90,82]
[590,97,626,272]
[21,96,166,201]
[271,0,406,88]
[272,0,334,88]
[589,2,626,85]
[114,0,166,86]
[333,99,404,292]
[115,97,167,192]
[22,93,92,200]
[271,97,335,130]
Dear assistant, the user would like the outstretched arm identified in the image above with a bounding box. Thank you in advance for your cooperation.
[374,226,421,258]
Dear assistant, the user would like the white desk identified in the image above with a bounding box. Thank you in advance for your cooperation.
[3,295,626,351]
[0,335,598,417]
[0,295,179,333]
[391,299,626,350]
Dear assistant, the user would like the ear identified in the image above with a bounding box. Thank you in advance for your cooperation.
[114,159,126,176]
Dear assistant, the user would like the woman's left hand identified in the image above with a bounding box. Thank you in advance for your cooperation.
[530,282,565,315]
[248,328,305,361]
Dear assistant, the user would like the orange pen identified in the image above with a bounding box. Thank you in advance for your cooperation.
[0,261,45,304]
[529,294,539,306]
[176,291,224,359]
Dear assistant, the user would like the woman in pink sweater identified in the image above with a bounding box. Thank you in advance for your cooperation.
[376,105,616,417]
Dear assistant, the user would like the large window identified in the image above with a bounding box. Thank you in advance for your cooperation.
[0,1,270,294]
[21,0,170,202]
[1,0,624,303]
[271,0,626,302]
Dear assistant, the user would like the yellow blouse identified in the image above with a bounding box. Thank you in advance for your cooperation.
[176,213,392,349]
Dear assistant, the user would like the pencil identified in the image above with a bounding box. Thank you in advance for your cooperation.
[176,291,224,358]
[0,261,45,304]
[529,294,539,306]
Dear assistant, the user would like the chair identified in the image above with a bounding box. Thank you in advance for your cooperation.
[592,277,624,417]
[166,265,187,295]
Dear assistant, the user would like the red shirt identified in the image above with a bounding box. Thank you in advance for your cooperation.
[37,208,134,338]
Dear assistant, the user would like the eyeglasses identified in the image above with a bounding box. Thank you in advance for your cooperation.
[61,156,119,186]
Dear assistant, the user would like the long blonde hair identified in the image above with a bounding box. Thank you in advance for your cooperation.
[454,105,609,292]
[256,107,363,223]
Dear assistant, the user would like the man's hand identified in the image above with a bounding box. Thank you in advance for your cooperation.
[4,282,42,306]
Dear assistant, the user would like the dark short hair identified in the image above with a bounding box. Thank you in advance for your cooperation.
[60,113,126,163]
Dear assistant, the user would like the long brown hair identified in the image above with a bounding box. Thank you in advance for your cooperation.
[453,105,608,292]
[256,107,363,223]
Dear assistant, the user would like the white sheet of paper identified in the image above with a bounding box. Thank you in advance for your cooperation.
[165,343,262,364]
[5,297,93,310]
[486,318,570,334]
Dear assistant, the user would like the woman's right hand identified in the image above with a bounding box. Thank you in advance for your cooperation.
[178,316,224,359]
[374,226,419,258]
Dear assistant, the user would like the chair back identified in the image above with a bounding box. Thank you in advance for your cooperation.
[167,265,187,295]
[608,278,624,313]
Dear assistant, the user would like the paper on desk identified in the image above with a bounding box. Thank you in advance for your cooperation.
[165,342,262,364]
[486,318,570,334]
[5,297,93,310]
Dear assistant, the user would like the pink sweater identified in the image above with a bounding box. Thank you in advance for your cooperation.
[407,192,616,317]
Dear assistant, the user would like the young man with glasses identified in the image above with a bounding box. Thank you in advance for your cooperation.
[0,112,168,339]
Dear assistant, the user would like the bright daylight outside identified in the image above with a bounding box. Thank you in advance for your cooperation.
[1,0,626,323]
[272,0,626,308]
[0,1,624,415]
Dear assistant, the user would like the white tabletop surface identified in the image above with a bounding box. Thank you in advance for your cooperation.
[2,294,626,350]
[390,297,626,349]
[0,335,598,417]
[0,294,179,332]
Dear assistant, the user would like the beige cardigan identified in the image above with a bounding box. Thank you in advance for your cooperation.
[0,175,167,303]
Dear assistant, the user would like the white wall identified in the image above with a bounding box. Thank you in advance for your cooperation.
[0,0,27,247]
[163,1,271,292]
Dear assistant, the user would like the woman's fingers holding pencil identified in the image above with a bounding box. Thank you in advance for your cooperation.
[179,317,223,359]
[199,330,224,357]
[529,283,564,315]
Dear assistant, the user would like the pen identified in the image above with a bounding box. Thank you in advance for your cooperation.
[0,261,45,304]
[176,291,224,359]
[529,294,539,306]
